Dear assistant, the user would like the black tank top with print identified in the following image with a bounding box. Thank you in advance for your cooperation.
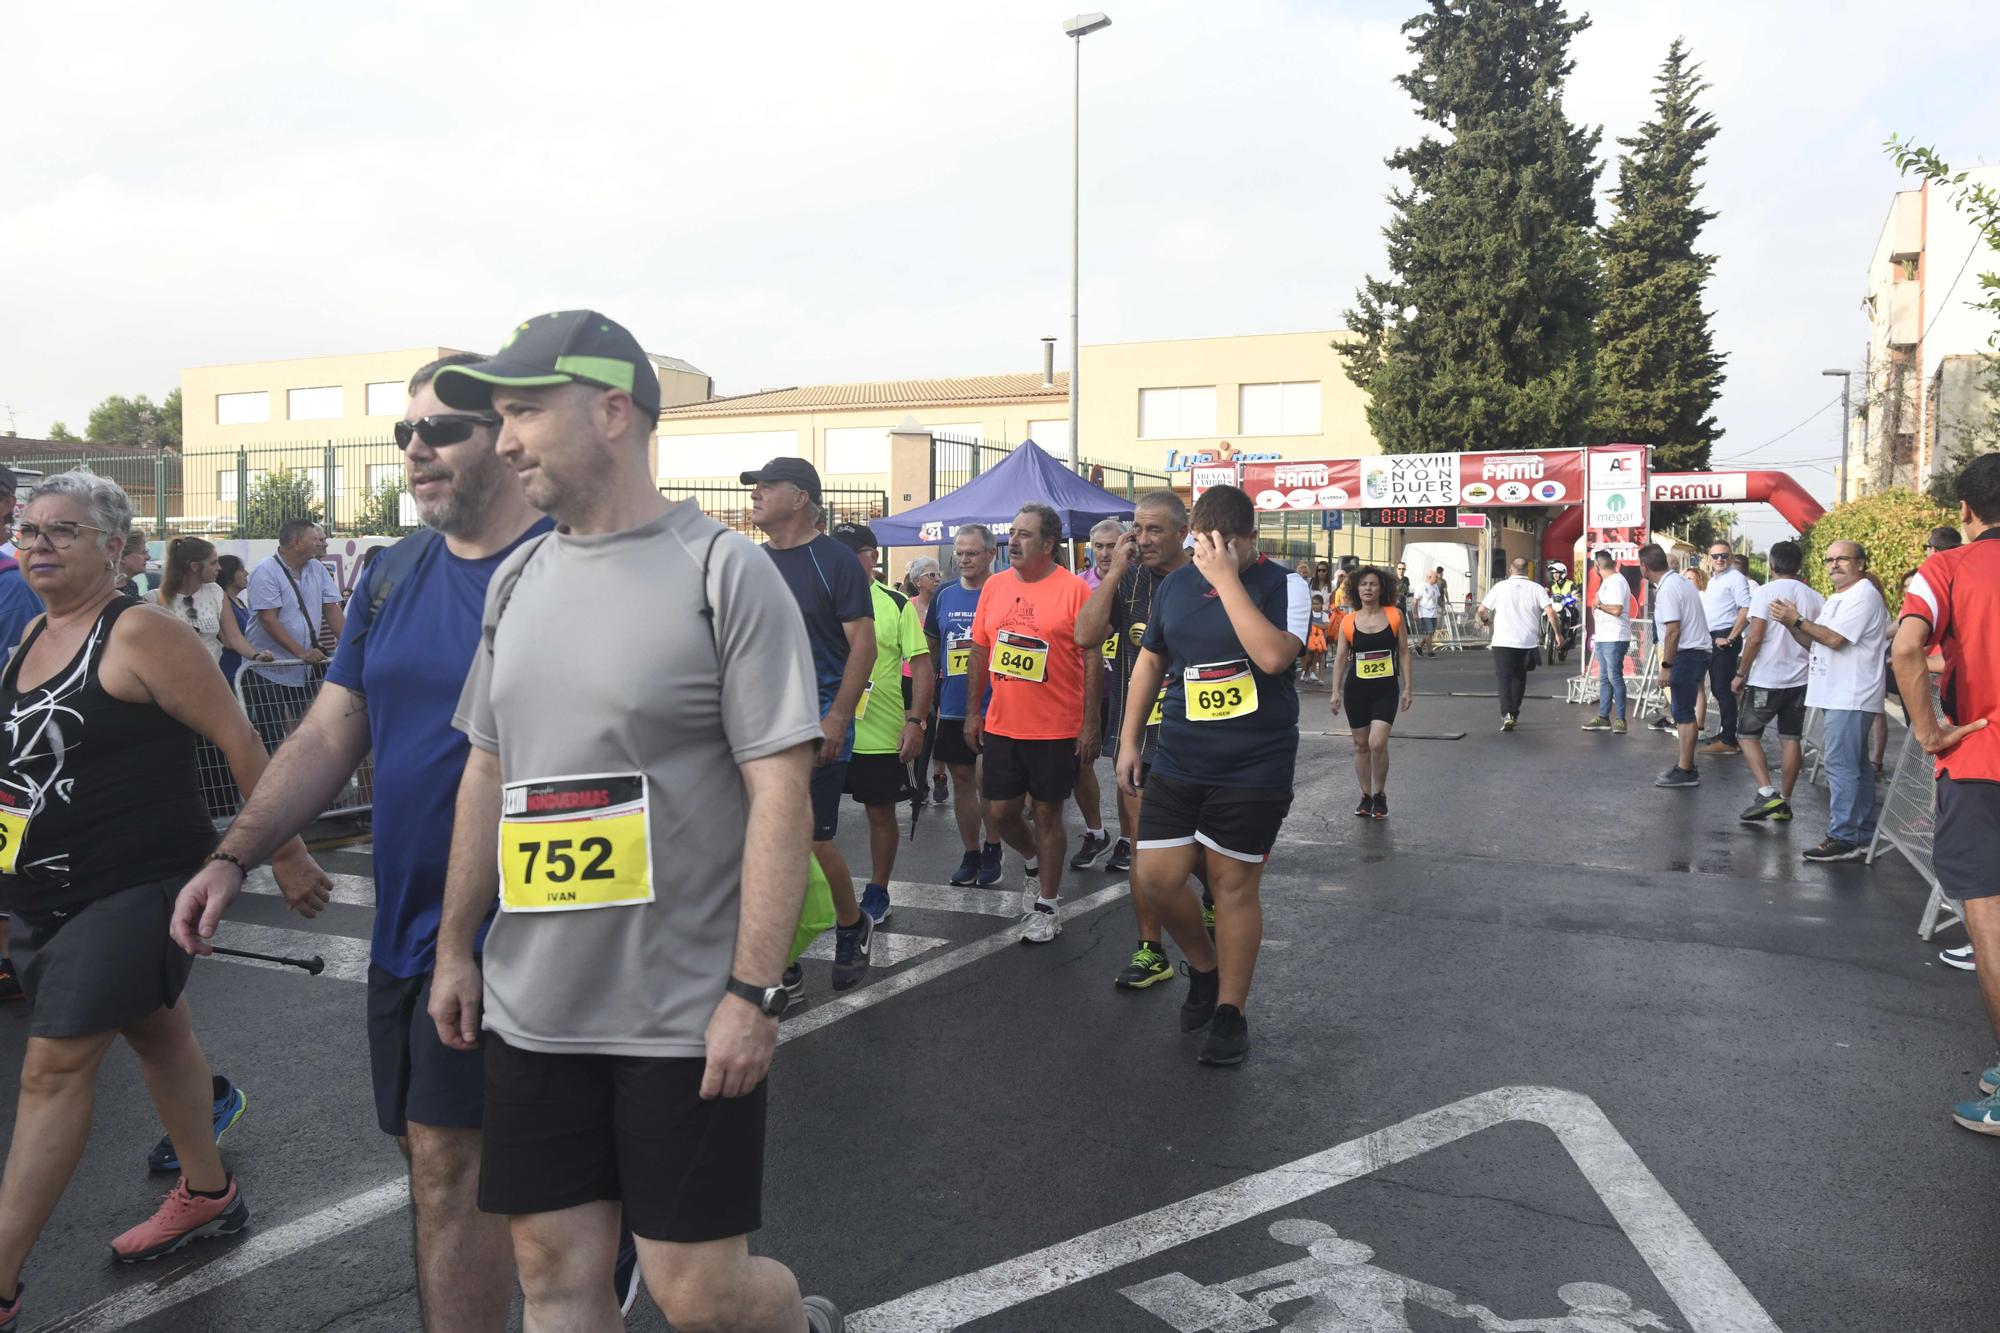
[1344,615,1401,690]
[0,598,215,915]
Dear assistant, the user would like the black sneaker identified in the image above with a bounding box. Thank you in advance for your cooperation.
[614,1224,640,1315]
[1371,791,1387,820]
[1803,838,1865,862]
[949,849,981,887]
[932,773,948,804]
[1113,942,1174,990]
[1179,963,1220,1033]
[830,915,874,991]
[1739,792,1789,823]
[782,962,804,1002]
[1647,714,1674,732]
[1198,1005,1250,1066]
[1069,829,1111,870]
[1654,767,1700,788]
[1106,838,1132,874]
[1354,793,1374,818]
[0,957,23,1004]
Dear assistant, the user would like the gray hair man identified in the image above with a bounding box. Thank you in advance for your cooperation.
[1732,540,1823,823]
[242,517,344,750]
[925,523,1005,886]
[1476,557,1561,731]
[1641,543,1710,787]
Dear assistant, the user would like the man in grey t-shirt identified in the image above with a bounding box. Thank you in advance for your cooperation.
[426,310,843,1333]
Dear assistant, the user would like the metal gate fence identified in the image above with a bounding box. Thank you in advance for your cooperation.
[657,483,888,541]
[199,662,375,823]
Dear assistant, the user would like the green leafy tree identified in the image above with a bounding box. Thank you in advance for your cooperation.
[1886,137,2000,504]
[1800,489,1955,597]
[1341,0,1604,455]
[236,468,322,539]
[45,422,81,443]
[84,389,182,450]
[1591,39,1725,532]
[352,476,411,535]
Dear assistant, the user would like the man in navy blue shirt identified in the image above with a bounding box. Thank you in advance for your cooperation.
[169,354,568,1329]
[1116,484,1306,1068]
[745,457,878,993]
[923,524,1003,887]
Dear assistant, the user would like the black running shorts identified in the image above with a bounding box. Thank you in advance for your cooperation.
[845,752,909,807]
[367,964,486,1137]
[478,1034,766,1242]
[981,734,1078,804]
[1935,776,2000,902]
[933,718,979,768]
[1341,681,1399,730]
[1135,772,1292,863]
[809,760,846,841]
[1736,684,1807,740]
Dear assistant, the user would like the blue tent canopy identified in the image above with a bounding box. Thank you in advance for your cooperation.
[871,439,1137,544]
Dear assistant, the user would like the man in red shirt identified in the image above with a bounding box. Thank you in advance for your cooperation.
[1894,453,1999,1135]
[964,504,1101,944]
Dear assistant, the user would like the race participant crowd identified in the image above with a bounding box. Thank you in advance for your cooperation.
[0,307,1991,1333]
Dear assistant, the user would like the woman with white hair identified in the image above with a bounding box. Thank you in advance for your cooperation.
[901,556,946,799]
[0,472,331,1325]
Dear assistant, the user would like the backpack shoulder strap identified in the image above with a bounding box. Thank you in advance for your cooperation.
[487,531,556,644]
[349,527,443,647]
[697,528,726,651]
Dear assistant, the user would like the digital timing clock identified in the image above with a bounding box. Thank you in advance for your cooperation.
[1357,506,1458,528]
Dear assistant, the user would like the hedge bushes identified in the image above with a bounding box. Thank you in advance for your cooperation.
[1799,490,1957,596]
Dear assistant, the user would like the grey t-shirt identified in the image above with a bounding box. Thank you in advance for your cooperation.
[453,501,821,1057]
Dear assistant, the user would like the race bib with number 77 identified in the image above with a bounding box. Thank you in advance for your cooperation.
[498,773,655,913]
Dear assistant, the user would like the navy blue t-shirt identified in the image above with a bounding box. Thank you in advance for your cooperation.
[763,534,871,754]
[0,566,43,653]
[1141,556,1299,790]
[923,579,990,721]
[326,519,555,977]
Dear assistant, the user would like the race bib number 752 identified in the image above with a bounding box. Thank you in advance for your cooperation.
[499,773,655,913]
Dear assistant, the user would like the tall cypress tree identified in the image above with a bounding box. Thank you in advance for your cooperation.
[1591,38,1724,486]
[1340,0,1603,455]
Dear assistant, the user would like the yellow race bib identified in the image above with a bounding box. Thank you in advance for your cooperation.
[991,630,1049,684]
[0,798,30,876]
[1354,650,1395,681]
[1101,634,1118,665]
[499,773,654,913]
[946,635,971,677]
[1185,660,1258,722]
[855,681,873,721]
[1148,684,1166,726]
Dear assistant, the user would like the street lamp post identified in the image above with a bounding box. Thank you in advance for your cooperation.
[1063,11,1111,474]
[1822,369,1853,502]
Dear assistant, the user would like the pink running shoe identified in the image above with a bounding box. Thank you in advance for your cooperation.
[0,1280,21,1332]
[111,1177,250,1262]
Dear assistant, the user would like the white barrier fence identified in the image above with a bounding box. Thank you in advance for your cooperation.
[197,660,374,825]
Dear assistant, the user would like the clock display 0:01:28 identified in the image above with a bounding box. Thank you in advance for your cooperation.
[1358,506,1458,528]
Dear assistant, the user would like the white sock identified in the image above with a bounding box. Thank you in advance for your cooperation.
[1086,825,1105,837]
[1036,895,1060,911]
[1760,785,1778,798]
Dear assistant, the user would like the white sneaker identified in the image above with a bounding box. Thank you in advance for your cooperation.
[1941,944,1977,972]
[1020,902,1061,944]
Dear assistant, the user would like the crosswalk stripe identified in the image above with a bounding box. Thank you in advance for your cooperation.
[207,922,372,984]
[798,930,947,968]
[884,881,1026,918]
[242,867,376,909]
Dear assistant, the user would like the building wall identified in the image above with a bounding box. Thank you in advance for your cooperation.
[181,349,465,454]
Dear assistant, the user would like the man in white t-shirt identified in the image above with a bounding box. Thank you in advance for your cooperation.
[1698,541,1755,755]
[1731,539,1823,823]
[1412,572,1443,656]
[1477,558,1561,732]
[1580,550,1634,733]
[1642,543,1710,787]
[1769,539,1888,860]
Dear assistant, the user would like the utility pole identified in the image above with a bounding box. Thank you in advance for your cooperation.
[1062,12,1112,473]
[1822,369,1853,503]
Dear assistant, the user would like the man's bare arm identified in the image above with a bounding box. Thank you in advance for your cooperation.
[217,684,373,865]
[729,744,814,986]
[255,608,314,660]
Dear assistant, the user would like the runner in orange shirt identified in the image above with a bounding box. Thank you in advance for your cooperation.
[964,503,1102,944]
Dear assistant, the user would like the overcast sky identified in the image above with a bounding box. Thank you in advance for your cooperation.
[5,0,1997,542]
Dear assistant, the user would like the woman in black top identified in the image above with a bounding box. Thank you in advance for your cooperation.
[0,473,331,1321]
[1328,566,1416,819]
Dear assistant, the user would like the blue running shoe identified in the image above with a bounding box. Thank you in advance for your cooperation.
[860,882,891,926]
[949,850,980,887]
[977,842,1003,887]
[149,1075,246,1173]
[1980,1057,1999,1097]
[1951,1087,2000,1135]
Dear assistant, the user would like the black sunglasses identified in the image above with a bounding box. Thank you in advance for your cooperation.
[394,413,499,451]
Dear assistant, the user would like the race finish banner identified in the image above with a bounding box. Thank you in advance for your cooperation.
[1582,444,1650,674]
[1237,450,1584,512]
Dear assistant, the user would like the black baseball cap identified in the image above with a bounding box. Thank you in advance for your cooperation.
[739,456,822,503]
[831,521,879,551]
[0,471,15,497]
[433,310,660,414]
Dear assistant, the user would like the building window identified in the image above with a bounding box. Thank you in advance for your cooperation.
[657,429,802,480]
[1027,419,1070,453]
[365,382,405,417]
[1238,382,1322,436]
[216,469,268,504]
[366,463,403,491]
[288,386,344,421]
[1139,386,1217,440]
[823,427,888,475]
[216,391,269,426]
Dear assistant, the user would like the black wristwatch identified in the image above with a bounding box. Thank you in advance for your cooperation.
[904,713,928,731]
[725,976,789,1018]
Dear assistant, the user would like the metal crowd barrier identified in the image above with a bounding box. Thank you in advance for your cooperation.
[1866,686,1958,940]
[197,659,375,825]
[1801,707,1827,786]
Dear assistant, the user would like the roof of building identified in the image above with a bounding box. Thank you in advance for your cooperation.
[648,354,709,378]
[0,436,169,461]
[659,371,1069,420]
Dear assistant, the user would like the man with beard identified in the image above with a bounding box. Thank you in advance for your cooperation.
[168,353,588,1329]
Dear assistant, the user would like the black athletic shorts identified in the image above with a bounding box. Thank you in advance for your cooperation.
[934,717,979,768]
[809,759,847,841]
[1136,772,1292,863]
[478,1033,765,1242]
[367,964,486,1137]
[845,752,909,807]
[1341,681,1399,730]
[1935,776,2000,902]
[1736,684,1807,740]
[16,876,195,1039]
[981,733,1078,804]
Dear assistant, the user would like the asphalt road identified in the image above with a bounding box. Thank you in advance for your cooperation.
[2,649,1991,1332]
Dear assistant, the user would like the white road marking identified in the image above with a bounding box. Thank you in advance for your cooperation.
[885,880,1024,918]
[847,1084,1781,1333]
[241,866,377,908]
[64,877,1130,1330]
[47,1177,412,1333]
[798,930,948,967]
[207,922,372,984]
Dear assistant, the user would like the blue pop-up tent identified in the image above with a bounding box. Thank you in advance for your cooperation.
[870,439,1136,544]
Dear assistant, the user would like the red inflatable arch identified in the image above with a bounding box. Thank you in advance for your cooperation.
[1543,469,1826,564]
